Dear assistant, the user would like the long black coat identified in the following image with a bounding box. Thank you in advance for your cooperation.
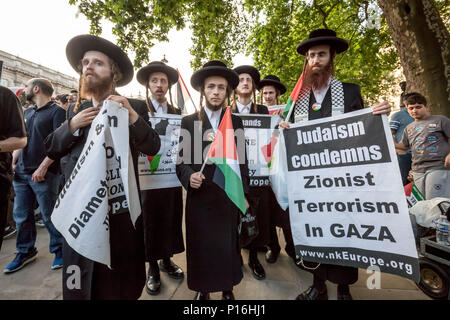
[232,102,272,248]
[176,107,250,293]
[141,100,184,261]
[289,82,364,285]
[45,99,161,299]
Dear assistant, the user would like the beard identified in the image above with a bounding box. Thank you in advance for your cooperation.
[80,71,113,99]
[205,97,226,111]
[26,91,34,103]
[303,60,334,90]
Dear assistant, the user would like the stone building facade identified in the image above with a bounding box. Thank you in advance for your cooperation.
[0,49,77,95]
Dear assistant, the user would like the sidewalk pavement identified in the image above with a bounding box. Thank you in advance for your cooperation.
[0,225,429,300]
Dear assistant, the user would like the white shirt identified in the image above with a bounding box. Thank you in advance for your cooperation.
[236,100,252,114]
[204,107,222,131]
[150,97,168,115]
[312,77,332,104]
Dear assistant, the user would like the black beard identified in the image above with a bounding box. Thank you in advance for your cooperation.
[26,92,34,103]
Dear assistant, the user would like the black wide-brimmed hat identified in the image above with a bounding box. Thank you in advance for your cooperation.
[136,61,179,86]
[66,34,134,87]
[233,65,261,87]
[296,29,349,56]
[258,75,286,95]
[191,60,239,91]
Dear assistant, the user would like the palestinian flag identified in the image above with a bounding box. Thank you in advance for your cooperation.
[206,107,246,214]
[175,69,193,112]
[261,132,279,168]
[147,154,161,174]
[282,71,306,120]
[404,182,425,208]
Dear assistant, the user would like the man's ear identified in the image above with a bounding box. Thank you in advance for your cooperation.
[33,85,40,94]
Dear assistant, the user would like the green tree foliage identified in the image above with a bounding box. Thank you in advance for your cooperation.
[69,0,448,105]
[69,0,247,69]
[244,0,400,105]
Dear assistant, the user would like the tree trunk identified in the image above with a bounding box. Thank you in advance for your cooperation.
[377,0,449,117]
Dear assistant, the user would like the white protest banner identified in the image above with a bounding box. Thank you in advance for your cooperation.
[51,100,141,266]
[284,108,419,281]
[237,114,281,187]
[138,114,182,190]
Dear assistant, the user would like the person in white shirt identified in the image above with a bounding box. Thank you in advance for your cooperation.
[136,61,185,296]
[176,60,250,300]
[232,65,274,280]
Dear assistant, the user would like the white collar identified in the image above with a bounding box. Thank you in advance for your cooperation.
[312,77,332,104]
[236,100,252,114]
[204,106,222,130]
[150,97,168,115]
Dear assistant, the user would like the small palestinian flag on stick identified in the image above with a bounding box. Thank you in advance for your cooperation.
[201,107,246,214]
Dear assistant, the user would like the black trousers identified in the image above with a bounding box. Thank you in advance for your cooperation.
[267,207,295,259]
[0,180,12,252]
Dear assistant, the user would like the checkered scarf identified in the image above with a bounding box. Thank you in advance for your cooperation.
[293,76,344,123]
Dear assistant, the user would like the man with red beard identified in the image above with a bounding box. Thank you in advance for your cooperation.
[279,29,391,300]
[45,35,161,300]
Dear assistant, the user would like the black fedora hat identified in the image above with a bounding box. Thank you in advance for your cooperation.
[233,65,261,87]
[258,75,286,95]
[136,61,179,86]
[191,60,239,91]
[296,29,349,56]
[66,34,134,87]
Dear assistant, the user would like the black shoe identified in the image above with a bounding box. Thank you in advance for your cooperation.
[337,292,353,300]
[248,260,265,280]
[159,259,184,279]
[145,274,161,295]
[295,286,328,300]
[3,226,17,239]
[222,290,235,300]
[265,248,280,264]
[194,292,210,300]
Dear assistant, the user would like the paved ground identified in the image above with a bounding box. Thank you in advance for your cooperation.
[0,224,430,300]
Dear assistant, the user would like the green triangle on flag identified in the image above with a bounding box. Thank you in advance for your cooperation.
[206,107,247,214]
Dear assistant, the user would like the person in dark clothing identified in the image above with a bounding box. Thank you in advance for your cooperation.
[279,29,391,300]
[136,61,185,295]
[44,34,160,300]
[231,65,270,280]
[0,86,27,252]
[176,60,249,300]
[257,75,297,265]
[4,78,65,274]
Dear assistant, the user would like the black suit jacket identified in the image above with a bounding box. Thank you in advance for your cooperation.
[233,102,269,115]
[176,107,249,194]
[44,98,160,300]
[175,107,248,292]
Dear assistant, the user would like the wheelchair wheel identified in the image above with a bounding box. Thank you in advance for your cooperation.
[418,258,449,300]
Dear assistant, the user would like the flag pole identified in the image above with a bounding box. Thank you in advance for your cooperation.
[177,68,198,112]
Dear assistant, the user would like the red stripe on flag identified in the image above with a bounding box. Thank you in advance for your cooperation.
[206,107,237,160]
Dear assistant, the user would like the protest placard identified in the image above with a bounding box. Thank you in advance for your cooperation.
[283,108,419,281]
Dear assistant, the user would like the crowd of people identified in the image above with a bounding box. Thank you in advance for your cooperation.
[0,27,448,301]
